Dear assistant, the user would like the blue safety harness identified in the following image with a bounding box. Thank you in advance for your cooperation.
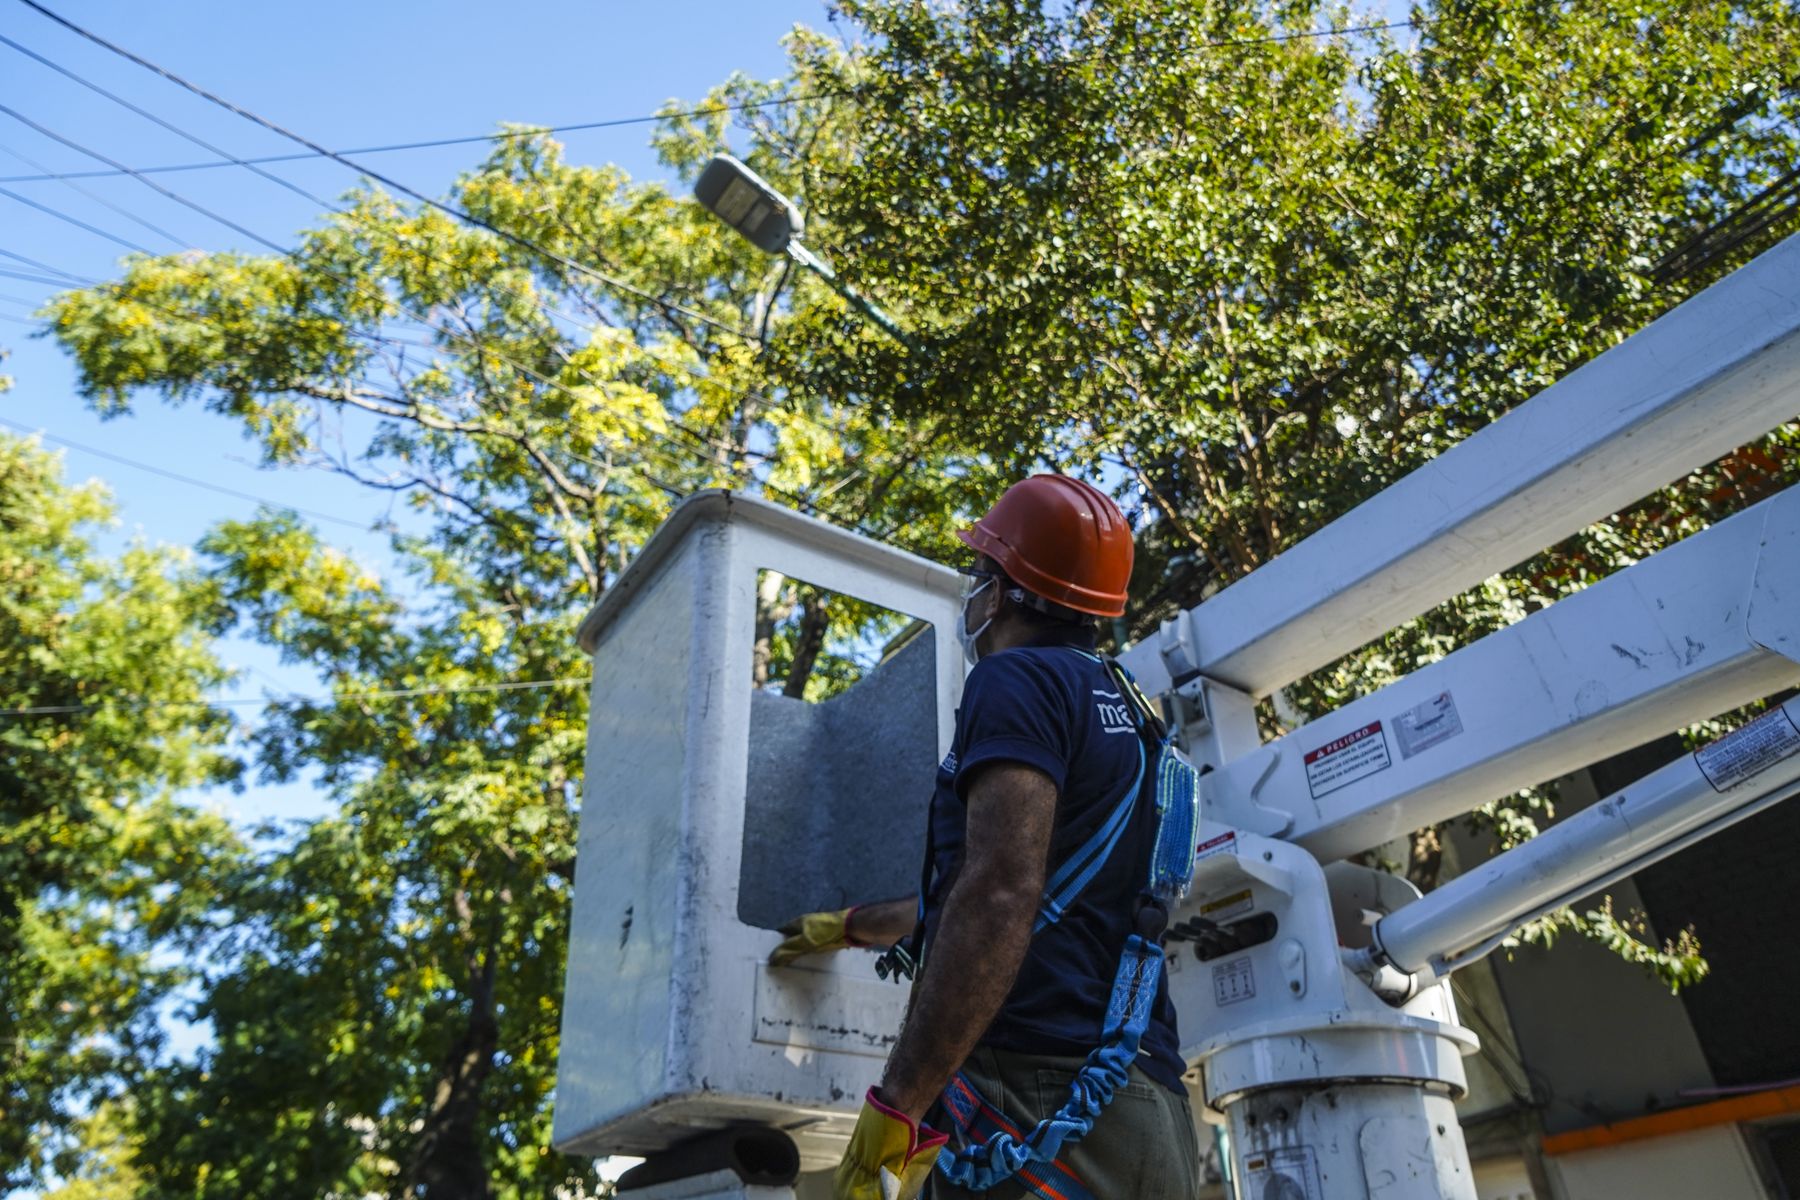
[879,652,1200,1194]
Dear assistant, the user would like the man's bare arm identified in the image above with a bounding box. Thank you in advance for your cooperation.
[847,897,919,946]
[875,762,1057,1121]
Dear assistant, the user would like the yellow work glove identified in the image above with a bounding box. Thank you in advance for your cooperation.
[834,1087,947,1200]
[769,906,865,967]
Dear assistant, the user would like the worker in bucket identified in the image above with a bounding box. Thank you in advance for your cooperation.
[771,474,1201,1200]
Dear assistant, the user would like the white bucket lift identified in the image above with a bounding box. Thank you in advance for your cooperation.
[552,493,964,1174]
[557,231,1800,1199]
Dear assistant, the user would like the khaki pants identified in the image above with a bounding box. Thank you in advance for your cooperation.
[927,1044,1202,1200]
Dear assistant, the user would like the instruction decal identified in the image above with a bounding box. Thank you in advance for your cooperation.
[1394,690,1464,759]
[1213,955,1255,1006]
[1241,1146,1323,1200]
[1696,706,1800,793]
[1303,720,1391,799]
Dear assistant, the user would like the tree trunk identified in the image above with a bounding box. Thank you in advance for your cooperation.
[397,932,500,1200]
[752,572,795,690]
[1407,826,1444,894]
[782,593,830,699]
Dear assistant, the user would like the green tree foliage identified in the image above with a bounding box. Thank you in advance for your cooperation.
[703,0,1800,973]
[41,1103,148,1200]
[41,117,984,1197]
[120,513,597,1198]
[757,0,1800,592]
[0,430,240,1191]
[30,1,1800,1194]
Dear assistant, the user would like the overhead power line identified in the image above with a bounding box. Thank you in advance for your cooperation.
[0,133,187,245]
[13,0,755,342]
[0,264,83,288]
[0,105,740,492]
[0,243,90,280]
[0,415,374,530]
[0,15,1420,185]
[0,27,786,457]
[0,33,786,492]
[0,101,310,258]
[1653,157,1800,284]
[0,674,591,718]
[0,100,842,185]
[0,27,777,424]
[0,179,152,252]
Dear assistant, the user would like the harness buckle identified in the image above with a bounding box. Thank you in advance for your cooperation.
[1135,895,1169,943]
[874,943,917,982]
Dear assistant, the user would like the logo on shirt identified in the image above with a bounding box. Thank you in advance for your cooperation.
[1093,688,1136,735]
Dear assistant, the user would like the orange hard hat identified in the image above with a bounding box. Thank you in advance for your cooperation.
[956,475,1134,618]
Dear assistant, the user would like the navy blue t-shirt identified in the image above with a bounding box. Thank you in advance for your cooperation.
[919,625,1185,1094]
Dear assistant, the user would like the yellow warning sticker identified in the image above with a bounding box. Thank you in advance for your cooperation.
[1200,888,1254,921]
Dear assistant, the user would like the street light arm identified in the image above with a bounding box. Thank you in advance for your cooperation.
[787,239,921,353]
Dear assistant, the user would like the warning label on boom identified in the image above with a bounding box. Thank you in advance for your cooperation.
[1394,691,1463,759]
[1303,720,1391,799]
[1695,706,1800,793]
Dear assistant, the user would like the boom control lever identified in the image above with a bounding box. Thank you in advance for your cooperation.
[1166,911,1278,962]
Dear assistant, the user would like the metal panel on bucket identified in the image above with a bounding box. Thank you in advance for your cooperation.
[553,492,962,1165]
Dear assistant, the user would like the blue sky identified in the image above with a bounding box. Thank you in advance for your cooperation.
[0,0,831,824]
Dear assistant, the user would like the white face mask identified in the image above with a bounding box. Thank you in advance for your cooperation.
[956,577,994,667]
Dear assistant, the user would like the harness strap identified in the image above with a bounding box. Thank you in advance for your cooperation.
[936,652,1199,1190]
[1147,742,1200,903]
[936,935,1165,1191]
[940,1074,1097,1200]
[1036,738,1145,932]
[878,652,1158,976]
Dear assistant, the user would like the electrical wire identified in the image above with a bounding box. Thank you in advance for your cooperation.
[0,24,828,521]
[0,179,153,252]
[0,265,81,288]
[0,674,591,718]
[1654,157,1800,283]
[0,244,87,280]
[0,101,313,259]
[0,105,743,492]
[0,23,791,483]
[0,134,188,246]
[0,32,620,342]
[0,414,373,530]
[0,32,786,475]
[0,95,845,185]
[13,0,755,343]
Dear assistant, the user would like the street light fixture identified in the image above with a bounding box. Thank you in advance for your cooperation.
[694,154,917,351]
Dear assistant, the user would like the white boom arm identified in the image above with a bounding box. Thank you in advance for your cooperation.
[1120,229,1800,704]
[1204,485,1800,863]
[1122,237,1800,1198]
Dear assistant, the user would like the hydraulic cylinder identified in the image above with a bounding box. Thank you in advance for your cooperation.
[1369,698,1800,979]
